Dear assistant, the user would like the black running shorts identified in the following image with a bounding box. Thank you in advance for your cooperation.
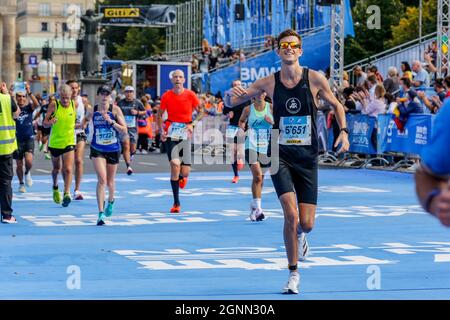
[245,149,271,168]
[89,146,120,165]
[48,145,75,158]
[165,138,191,166]
[270,157,318,205]
[13,139,35,160]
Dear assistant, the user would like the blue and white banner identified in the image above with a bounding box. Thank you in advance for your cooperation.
[347,114,377,155]
[377,114,434,155]
[208,27,331,95]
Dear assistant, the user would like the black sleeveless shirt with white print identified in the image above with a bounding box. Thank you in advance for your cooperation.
[272,68,318,165]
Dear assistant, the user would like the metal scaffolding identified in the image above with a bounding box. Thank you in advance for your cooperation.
[165,0,203,60]
[329,2,345,90]
[437,0,450,78]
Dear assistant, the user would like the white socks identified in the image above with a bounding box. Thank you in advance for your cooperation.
[252,198,262,210]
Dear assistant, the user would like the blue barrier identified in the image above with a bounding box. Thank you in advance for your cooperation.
[347,114,377,155]
[319,113,435,158]
[377,114,434,156]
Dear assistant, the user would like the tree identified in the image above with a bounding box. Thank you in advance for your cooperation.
[115,28,165,60]
[350,0,405,55]
[387,0,437,48]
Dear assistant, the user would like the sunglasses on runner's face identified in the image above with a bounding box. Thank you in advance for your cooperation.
[279,42,301,49]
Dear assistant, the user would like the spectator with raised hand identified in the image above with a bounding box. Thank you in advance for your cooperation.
[342,87,359,114]
[383,67,400,96]
[423,51,437,74]
[411,60,430,90]
[417,78,446,114]
[360,84,386,117]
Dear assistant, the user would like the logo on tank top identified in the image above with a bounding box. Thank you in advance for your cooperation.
[285,97,301,114]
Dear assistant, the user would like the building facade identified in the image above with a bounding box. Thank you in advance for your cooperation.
[0,0,95,94]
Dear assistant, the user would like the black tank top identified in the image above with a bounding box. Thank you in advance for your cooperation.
[273,68,318,164]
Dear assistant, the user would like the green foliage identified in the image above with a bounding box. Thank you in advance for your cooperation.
[114,28,165,60]
[346,0,437,65]
[387,0,437,48]
[350,0,405,56]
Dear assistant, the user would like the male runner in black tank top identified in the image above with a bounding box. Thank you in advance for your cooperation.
[225,29,350,294]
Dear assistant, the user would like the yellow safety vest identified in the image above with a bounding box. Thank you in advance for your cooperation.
[0,93,17,155]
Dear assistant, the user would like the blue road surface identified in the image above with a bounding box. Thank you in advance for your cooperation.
[1,168,450,299]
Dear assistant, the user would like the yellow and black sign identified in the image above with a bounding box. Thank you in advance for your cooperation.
[104,8,140,18]
[100,5,176,26]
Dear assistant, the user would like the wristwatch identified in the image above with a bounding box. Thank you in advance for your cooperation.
[340,127,349,134]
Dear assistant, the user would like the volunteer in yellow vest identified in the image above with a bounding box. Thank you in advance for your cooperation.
[43,84,77,207]
[0,82,20,224]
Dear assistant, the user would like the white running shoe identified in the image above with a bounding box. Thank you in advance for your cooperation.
[255,208,265,221]
[141,149,148,154]
[282,271,300,294]
[18,184,26,193]
[249,207,257,221]
[25,172,33,187]
[298,231,310,262]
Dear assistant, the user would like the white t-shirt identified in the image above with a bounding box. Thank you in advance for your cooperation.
[75,95,85,135]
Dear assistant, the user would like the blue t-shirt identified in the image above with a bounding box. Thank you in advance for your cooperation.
[421,99,450,178]
[15,104,35,142]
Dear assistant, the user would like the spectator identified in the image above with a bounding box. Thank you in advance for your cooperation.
[395,90,423,131]
[342,86,359,114]
[401,61,413,81]
[399,76,413,97]
[385,92,398,114]
[350,86,370,112]
[411,60,430,89]
[444,76,450,99]
[353,65,367,86]
[191,54,200,73]
[360,84,386,117]
[201,39,211,55]
[209,44,220,69]
[417,78,446,114]
[224,42,234,58]
[367,75,378,100]
[424,51,437,75]
[369,65,384,83]
[383,66,400,96]
[342,71,350,89]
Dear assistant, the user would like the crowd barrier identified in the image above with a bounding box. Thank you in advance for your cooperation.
[319,112,435,170]
[190,108,435,171]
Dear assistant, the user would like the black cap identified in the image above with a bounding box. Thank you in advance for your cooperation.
[97,85,112,95]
